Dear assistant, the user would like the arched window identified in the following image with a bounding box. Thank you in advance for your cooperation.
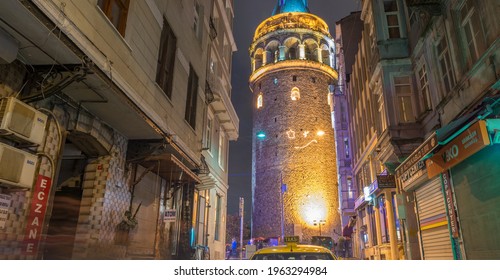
[257,94,263,108]
[291,87,300,101]
[254,48,264,70]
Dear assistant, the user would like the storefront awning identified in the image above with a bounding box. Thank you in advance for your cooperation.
[396,95,500,187]
[139,153,201,184]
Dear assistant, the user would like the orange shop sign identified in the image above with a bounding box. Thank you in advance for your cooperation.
[426,120,490,178]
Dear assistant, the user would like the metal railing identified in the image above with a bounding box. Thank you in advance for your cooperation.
[192,245,210,260]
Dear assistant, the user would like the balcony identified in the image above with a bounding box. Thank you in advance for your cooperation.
[207,74,239,141]
[406,0,441,6]
[406,0,443,51]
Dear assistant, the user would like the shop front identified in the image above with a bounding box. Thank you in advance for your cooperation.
[397,112,500,260]
[426,119,500,259]
[396,133,455,260]
[353,174,403,260]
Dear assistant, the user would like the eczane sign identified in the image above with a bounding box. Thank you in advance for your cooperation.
[23,175,52,256]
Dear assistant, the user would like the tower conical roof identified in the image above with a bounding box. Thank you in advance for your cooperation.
[272,0,310,15]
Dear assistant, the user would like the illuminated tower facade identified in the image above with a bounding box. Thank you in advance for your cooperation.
[249,0,340,241]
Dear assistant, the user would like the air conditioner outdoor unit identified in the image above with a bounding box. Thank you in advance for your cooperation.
[0,97,48,146]
[0,142,38,190]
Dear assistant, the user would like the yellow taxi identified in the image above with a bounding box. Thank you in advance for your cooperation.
[249,236,338,260]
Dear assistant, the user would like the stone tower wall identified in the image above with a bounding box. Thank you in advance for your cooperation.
[251,67,340,241]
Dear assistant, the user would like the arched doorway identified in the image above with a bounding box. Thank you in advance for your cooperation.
[43,141,87,259]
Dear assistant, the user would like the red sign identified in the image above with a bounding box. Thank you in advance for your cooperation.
[442,171,459,238]
[23,175,52,256]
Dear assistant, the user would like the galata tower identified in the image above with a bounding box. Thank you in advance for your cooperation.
[249,0,340,241]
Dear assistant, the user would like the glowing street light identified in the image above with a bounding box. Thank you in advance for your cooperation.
[313,219,326,236]
[257,131,266,139]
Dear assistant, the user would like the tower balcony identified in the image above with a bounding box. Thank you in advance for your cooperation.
[253,12,330,40]
[249,59,338,85]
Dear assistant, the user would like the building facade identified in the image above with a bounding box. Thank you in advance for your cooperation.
[341,0,500,260]
[347,0,417,260]
[200,0,239,260]
[0,0,238,260]
[334,11,363,258]
[395,0,500,260]
[249,0,340,242]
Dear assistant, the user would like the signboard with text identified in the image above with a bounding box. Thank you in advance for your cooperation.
[23,175,52,256]
[442,171,459,238]
[0,194,12,230]
[377,174,396,188]
[164,209,176,222]
[426,121,490,178]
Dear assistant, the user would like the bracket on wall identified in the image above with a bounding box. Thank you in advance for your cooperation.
[21,56,94,103]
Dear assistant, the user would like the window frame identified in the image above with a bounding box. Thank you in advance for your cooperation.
[383,0,401,39]
[393,76,415,123]
[193,1,204,40]
[417,62,432,112]
[459,0,486,65]
[218,131,226,170]
[156,18,177,99]
[185,65,199,129]
[435,35,456,99]
[205,113,213,154]
[97,0,130,36]
[257,93,263,109]
[291,87,300,101]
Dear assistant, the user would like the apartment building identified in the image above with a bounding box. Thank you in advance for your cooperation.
[0,0,238,260]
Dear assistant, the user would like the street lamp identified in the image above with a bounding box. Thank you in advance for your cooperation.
[313,219,326,236]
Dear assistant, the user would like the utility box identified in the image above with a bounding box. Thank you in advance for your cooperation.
[0,97,48,146]
[0,142,38,190]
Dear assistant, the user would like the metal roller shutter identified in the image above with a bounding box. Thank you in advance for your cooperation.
[415,177,453,260]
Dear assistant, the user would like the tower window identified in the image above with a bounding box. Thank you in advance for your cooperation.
[273,78,278,85]
[257,94,263,108]
[291,87,300,101]
[292,76,297,81]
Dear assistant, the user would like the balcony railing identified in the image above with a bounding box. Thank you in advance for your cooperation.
[406,0,441,6]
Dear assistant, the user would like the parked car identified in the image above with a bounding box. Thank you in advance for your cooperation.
[311,236,334,251]
[250,236,338,260]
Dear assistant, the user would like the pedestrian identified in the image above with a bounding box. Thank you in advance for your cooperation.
[231,237,237,257]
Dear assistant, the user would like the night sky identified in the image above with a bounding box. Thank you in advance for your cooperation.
[228,0,361,218]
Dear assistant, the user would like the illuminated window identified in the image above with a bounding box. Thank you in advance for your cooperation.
[394,76,415,123]
[291,87,300,101]
[257,94,263,108]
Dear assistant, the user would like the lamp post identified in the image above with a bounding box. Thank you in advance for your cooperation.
[313,219,326,236]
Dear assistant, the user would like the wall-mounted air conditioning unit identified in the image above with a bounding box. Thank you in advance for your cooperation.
[0,97,48,146]
[0,142,37,190]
